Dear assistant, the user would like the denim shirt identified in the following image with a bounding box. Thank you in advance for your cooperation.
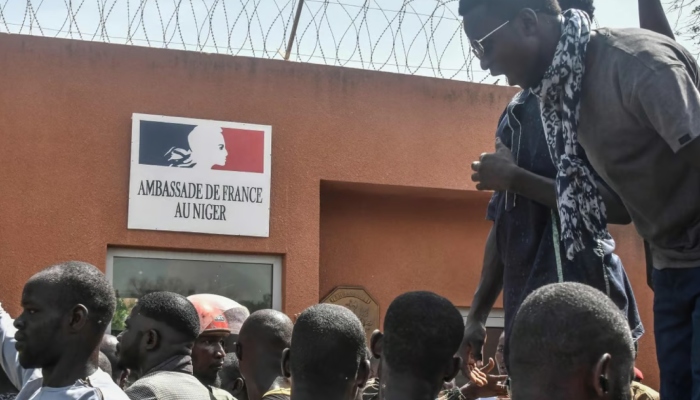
[488,90,644,347]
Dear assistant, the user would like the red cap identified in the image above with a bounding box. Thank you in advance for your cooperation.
[187,294,249,335]
[188,296,232,335]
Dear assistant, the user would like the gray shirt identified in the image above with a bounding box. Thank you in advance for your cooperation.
[578,28,700,269]
[125,371,212,400]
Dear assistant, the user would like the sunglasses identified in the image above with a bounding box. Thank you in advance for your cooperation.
[470,20,510,59]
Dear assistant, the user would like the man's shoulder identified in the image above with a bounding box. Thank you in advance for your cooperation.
[88,370,130,400]
[590,28,698,75]
[126,373,209,399]
[17,379,127,400]
[75,386,129,400]
[631,381,660,400]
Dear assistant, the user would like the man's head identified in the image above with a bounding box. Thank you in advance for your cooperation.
[282,304,370,399]
[101,334,130,388]
[187,294,249,354]
[13,261,116,369]
[192,332,228,386]
[558,0,594,19]
[98,351,113,376]
[223,306,250,352]
[371,291,464,396]
[188,295,233,386]
[495,331,507,376]
[220,353,247,400]
[236,310,293,391]
[509,283,635,400]
[459,0,563,88]
[117,292,200,373]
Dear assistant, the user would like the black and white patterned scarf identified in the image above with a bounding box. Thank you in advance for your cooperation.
[531,9,611,260]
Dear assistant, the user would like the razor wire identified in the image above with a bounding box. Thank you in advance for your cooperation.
[0,0,497,83]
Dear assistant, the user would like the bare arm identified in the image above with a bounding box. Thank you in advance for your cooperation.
[461,225,504,364]
[468,226,503,326]
[509,167,632,225]
[638,0,675,39]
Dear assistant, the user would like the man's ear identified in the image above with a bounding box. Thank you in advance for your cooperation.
[233,378,246,395]
[281,348,292,379]
[67,304,89,332]
[592,353,612,396]
[514,8,540,37]
[370,330,383,359]
[119,369,130,389]
[144,329,160,351]
[445,356,461,382]
[357,358,371,388]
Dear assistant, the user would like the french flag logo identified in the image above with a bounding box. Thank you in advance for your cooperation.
[138,120,265,173]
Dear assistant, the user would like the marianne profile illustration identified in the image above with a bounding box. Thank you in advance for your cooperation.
[164,125,228,169]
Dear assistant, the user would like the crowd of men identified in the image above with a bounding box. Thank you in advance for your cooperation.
[2,0,700,398]
[0,261,659,400]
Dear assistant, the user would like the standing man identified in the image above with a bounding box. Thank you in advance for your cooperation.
[236,310,293,400]
[117,291,211,400]
[460,0,676,376]
[187,295,236,400]
[459,0,700,397]
[0,261,128,400]
[370,291,472,400]
[509,283,636,399]
[281,304,370,400]
[186,294,249,356]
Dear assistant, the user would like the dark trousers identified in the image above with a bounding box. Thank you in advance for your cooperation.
[653,267,700,400]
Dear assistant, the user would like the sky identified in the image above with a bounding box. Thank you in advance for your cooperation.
[596,0,695,51]
[0,0,697,84]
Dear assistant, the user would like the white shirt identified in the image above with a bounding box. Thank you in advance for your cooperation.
[0,304,129,400]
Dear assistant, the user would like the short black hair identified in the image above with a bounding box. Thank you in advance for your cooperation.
[510,283,634,381]
[221,352,242,381]
[558,0,595,19]
[383,291,464,381]
[239,309,293,349]
[290,304,366,389]
[137,292,200,341]
[458,0,561,18]
[35,261,116,331]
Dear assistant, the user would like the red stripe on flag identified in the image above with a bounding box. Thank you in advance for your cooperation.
[213,128,265,173]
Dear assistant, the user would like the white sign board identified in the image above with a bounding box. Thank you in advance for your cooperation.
[128,113,271,237]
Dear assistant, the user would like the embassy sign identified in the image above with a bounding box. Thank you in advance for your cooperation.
[128,114,272,237]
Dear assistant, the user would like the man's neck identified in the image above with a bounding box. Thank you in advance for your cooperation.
[291,382,350,400]
[527,17,563,89]
[380,369,440,400]
[41,349,98,388]
[291,391,347,400]
[139,351,190,377]
[511,377,588,400]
